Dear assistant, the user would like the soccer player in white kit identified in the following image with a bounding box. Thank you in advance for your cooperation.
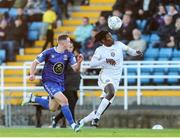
[78,30,143,128]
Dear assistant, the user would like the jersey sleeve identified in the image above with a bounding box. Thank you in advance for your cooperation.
[36,50,48,63]
[69,52,77,66]
[93,48,101,60]
[118,41,138,56]
[90,48,106,67]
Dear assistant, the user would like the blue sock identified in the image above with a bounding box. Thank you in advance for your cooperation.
[61,105,74,125]
[35,97,49,110]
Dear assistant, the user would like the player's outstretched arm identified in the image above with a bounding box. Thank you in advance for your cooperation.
[72,54,84,72]
[29,60,39,81]
[124,45,143,57]
[90,56,106,67]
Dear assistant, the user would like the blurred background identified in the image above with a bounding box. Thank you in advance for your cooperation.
[0,0,180,129]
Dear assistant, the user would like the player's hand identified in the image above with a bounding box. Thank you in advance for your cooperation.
[77,54,84,63]
[29,74,35,81]
[106,58,116,66]
[136,50,143,57]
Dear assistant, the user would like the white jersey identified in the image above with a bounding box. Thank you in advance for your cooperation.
[90,41,138,91]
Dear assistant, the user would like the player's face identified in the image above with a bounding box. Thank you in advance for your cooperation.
[67,43,74,52]
[61,37,71,49]
[102,33,114,46]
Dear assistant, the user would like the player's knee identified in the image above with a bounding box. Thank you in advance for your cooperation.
[61,97,68,105]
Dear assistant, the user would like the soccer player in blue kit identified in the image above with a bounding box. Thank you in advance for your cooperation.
[22,34,83,132]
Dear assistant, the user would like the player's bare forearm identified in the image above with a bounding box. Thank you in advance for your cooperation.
[30,60,39,75]
[72,54,83,72]
[73,62,81,72]
[90,57,106,67]
[29,60,39,81]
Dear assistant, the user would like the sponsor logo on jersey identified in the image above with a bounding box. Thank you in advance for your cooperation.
[53,62,64,74]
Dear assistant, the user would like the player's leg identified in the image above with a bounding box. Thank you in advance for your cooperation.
[51,90,78,128]
[94,83,115,119]
[21,93,49,110]
[48,97,59,112]
[53,92,80,132]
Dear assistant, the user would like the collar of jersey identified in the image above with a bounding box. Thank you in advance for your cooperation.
[102,44,113,49]
[54,47,65,53]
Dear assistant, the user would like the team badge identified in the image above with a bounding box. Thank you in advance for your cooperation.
[53,62,64,74]
[111,52,115,57]
[63,55,68,60]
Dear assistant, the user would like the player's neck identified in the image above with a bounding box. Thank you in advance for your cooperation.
[56,45,65,53]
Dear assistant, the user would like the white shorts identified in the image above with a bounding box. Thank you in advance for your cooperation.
[98,73,120,93]
[98,74,120,103]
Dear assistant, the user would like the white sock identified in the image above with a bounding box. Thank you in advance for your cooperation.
[31,95,35,102]
[81,111,96,124]
[95,98,110,119]
[71,123,76,129]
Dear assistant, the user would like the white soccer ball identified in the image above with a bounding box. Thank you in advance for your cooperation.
[152,124,164,130]
[108,16,122,30]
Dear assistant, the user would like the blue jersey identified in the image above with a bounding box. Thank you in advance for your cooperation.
[36,47,77,83]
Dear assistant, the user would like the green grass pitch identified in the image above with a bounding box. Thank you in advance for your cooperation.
[0,128,180,137]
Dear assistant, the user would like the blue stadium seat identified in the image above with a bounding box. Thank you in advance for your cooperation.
[128,72,136,84]
[152,72,165,84]
[167,72,179,84]
[144,48,159,60]
[141,34,150,43]
[0,8,8,14]
[9,8,17,17]
[29,22,43,31]
[158,48,173,60]
[136,19,147,31]
[141,61,153,73]
[149,33,160,42]
[128,67,137,73]
[28,30,39,41]
[141,72,151,84]
[154,58,169,73]
[0,50,6,62]
[172,49,180,58]
[171,57,180,61]
[168,62,180,73]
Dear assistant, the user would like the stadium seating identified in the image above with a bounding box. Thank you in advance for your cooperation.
[144,48,159,60]
[0,49,6,62]
[0,8,8,13]
[152,72,165,84]
[149,33,160,42]
[167,72,179,84]
[9,8,17,17]
[158,48,173,60]
[141,34,150,43]
[128,72,136,84]
[28,30,39,41]
[140,72,151,84]
[136,20,147,31]
[172,48,180,58]
[29,22,43,31]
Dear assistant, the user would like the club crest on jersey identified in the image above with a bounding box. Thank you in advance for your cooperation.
[111,52,115,57]
[63,55,68,60]
[53,62,64,74]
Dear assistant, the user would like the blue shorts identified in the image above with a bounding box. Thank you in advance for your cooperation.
[43,81,65,97]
